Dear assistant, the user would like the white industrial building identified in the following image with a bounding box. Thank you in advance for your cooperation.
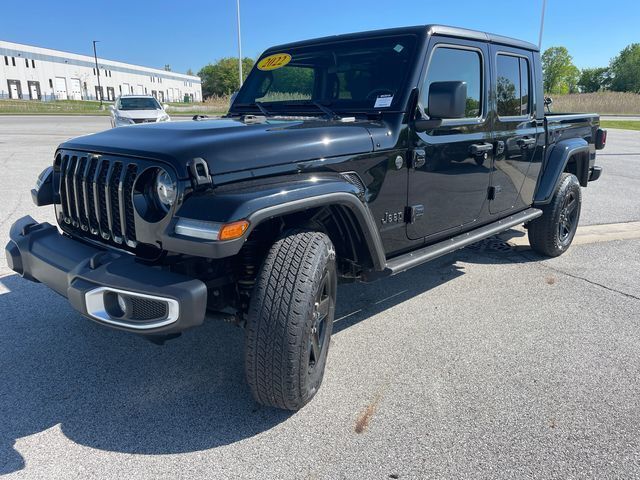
[0,40,202,103]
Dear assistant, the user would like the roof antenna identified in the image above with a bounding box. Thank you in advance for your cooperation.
[538,0,547,49]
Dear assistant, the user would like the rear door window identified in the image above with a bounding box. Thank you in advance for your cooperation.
[496,54,530,117]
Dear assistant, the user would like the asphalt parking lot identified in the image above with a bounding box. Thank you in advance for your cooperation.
[1,116,639,479]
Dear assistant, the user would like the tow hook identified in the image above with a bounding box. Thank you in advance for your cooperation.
[188,157,213,190]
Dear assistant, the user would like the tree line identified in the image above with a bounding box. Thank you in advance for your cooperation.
[194,42,640,100]
[543,43,640,94]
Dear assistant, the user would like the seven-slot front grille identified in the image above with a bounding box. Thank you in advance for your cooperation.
[57,153,138,247]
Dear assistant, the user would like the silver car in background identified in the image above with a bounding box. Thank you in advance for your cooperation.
[109,95,170,127]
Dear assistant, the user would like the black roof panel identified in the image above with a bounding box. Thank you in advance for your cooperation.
[265,24,538,54]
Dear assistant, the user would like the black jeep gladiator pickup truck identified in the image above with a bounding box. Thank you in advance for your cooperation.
[6,25,606,410]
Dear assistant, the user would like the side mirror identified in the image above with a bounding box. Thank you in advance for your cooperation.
[108,105,115,112]
[427,81,467,119]
[162,103,169,110]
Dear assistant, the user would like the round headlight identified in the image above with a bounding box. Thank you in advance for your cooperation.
[154,169,176,210]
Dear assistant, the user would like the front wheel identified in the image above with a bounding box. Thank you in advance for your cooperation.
[244,230,337,410]
[528,172,582,257]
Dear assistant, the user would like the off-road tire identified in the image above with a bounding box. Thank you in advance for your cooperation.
[528,172,581,257]
[244,230,337,410]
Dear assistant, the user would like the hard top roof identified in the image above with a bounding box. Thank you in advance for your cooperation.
[265,24,539,54]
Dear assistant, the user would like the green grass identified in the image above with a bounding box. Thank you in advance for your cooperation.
[600,120,640,131]
[0,99,226,117]
[0,99,112,115]
[167,111,227,117]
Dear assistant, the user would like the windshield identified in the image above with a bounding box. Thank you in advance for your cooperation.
[233,34,417,115]
[118,97,161,110]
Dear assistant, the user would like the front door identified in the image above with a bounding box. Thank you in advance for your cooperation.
[69,78,82,100]
[408,38,492,240]
[54,77,67,100]
[27,81,41,100]
[489,46,540,214]
[8,80,22,99]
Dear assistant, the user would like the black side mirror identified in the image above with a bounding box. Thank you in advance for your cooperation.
[413,81,467,132]
[427,81,467,119]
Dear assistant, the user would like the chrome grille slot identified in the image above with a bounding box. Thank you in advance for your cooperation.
[109,162,123,243]
[96,160,110,239]
[55,153,141,249]
[84,158,99,234]
[74,157,88,231]
[58,154,70,222]
[123,164,138,245]
[66,156,78,225]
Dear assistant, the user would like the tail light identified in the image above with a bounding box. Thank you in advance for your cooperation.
[596,128,607,150]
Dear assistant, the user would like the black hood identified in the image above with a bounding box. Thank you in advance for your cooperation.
[59,118,376,178]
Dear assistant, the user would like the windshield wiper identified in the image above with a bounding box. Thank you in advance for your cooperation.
[253,101,270,116]
[311,101,341,120]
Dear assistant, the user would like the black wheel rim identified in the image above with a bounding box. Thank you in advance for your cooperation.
[308,270,335,373]
[558,191,579,243]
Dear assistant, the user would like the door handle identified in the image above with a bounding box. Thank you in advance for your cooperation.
[411,149,426,169]
[517,137,536,148]
[469,143,493,156]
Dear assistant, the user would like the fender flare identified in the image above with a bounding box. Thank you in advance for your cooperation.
[534,138,589,205]
[164,173,387,270]
[246,191,387,271]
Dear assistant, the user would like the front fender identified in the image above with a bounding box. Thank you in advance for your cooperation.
[161,173,386,269]
[534,138,589,205]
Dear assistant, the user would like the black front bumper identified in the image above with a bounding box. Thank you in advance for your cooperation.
[5,216,207,334]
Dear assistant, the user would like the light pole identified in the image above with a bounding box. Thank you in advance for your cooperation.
[93,40,102,106]
[236,0,243,87]
[538,0,547,49]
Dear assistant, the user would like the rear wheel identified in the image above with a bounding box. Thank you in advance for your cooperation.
[528,172,581,257]
[244,230,337,410]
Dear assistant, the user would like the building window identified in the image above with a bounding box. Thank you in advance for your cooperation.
[12,57,16,66]
[25,58,29,68]
[93,68,96,75]
[3,56,7,66]
[32,59,35,68]
[49,79,53,88]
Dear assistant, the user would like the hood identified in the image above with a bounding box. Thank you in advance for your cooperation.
[115,109,163,119]
[60,118,375,178]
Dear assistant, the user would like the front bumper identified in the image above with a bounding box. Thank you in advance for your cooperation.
[5,216,207,334]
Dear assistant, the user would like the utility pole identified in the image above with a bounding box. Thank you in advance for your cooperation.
[236,0,243,87]
[93,40,102,106]
[538,0,547,50]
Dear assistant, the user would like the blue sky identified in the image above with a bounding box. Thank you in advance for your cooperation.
[2,0,637,74]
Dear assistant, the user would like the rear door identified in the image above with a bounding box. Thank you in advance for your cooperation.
[408,37,492,240]
[69,78,82,100]
[489,46,540,214]
[54,77,67,100]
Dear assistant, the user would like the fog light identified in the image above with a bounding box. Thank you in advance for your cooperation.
[103,291,131,318]
[117,294,128,313]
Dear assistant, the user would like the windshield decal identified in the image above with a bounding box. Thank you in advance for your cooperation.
[257,53,292,71]
[374,94,393,108]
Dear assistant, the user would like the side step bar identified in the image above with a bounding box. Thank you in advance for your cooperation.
[374,208,542,278]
